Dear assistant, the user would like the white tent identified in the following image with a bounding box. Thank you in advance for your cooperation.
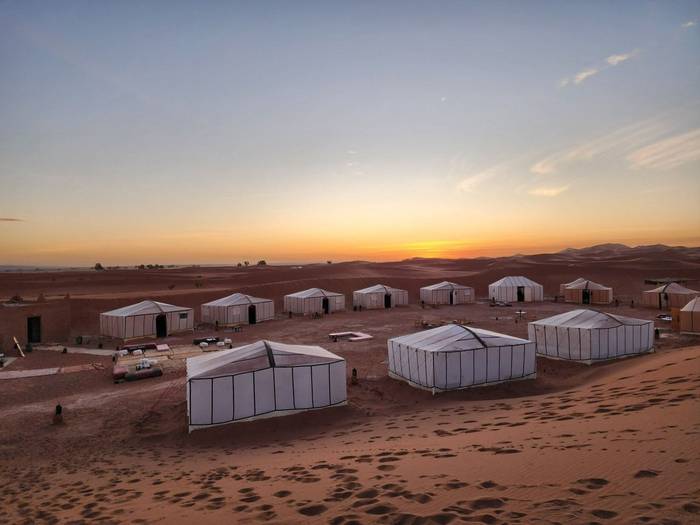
[353,284,408,309]
[100,300,193,340]
[641,282,699,309]
[559,277,586,296]
[562,279,613,305]
[419,281,475,305]
[489,276,544,302]
[387,324,536,393]
[283,288,345,315]
[679,297,700,334]
[186,340,347,431]
[528,309,654,364]
[201,293,274,326]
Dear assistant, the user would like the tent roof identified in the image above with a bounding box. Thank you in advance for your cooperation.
[644,282,699,295]
[102,300,191,317]
[681,297,700,312]
[421,281,472,291]
[490,276,542,288]
[563,279,611,291]
[285,288,343,299]
[389,324,530,353]
[202,293,272,307]
[187,340,343,379]
[530,309,651,329]
[355,284,406,294]
[563,277,587,288]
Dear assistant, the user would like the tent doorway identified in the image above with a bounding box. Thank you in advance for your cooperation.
[449,291,455,305]
[322,297,330,314]
[661,293,668,309]
[27,316,41,344]
[582,289,591,305]
[517,287,525,302]
[384,293,392,309]
[156,314,167,338]
[248,305,257,324]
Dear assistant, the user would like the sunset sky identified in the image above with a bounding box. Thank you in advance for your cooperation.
[1,1,699,266]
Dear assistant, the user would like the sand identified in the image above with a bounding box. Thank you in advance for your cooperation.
[0,250,699,523]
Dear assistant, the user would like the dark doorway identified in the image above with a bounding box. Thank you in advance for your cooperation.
[384,293,392,309]
[582,289,591,305]
[517,286,525,302]
[248,304,257,324]
[661,293,668,309]
[156,314,167,338]
[27,316,41,344]
[449,291,454,305]
[322,297,330,314]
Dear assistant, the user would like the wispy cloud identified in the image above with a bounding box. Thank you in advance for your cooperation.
[530,117,670,175]
[457,169,496,192]
[626,128,700,170]
[681,20,697,28]
[560,50,638,87]
[528,185,569,197]
[0,217,24,222]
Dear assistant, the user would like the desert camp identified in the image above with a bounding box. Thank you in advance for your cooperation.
[352,284,408,309]
[528,309,654,363]
[99,300,194,340]
[419,281,475,305]
[201,293,274,326]
[488,276,544,303]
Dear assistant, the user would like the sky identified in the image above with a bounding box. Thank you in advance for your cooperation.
[1,1,699,266]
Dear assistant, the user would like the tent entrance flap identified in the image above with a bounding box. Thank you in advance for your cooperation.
[517,287,525,302]
[27,316,41,343]
[322,297,330,314]
[248,305,257,325]
[156,314,167,338]
[582,289,591,305]
[384,294,392,309]
[449,291,454,305]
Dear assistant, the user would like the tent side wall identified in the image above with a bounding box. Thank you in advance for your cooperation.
[387,339,536,391]
[353,291,383,309]
[528,321,654,363]
[669,292,699,308]
[188,360,347,431]
[285,295,345,314]
[563,288,613,304]
[419,287,474,305]
[680,310,700,333]
[489,284,543,302]
[202,301,274,325]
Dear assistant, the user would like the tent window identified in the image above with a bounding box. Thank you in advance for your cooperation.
[179,313,188,319]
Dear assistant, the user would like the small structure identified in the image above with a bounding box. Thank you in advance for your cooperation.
[528,309,654,363]
[100,300,193,340]
[679,297,700,334]
[387,324,536,393]
[419,281,475,305]
[186,340,347,431]
[201,293,274,326]
[283,288,345,315]
[641,282,700,310]
[489,276,544,303]
[561,278,613,304]
[353,284,408,309]
[0,298,71,350]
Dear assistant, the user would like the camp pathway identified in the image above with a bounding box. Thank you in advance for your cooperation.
[0,362,105,379]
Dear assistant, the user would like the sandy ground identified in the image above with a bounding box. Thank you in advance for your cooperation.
[1,253,699,524]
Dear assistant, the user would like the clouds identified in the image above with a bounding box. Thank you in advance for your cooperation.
[627,128,700,170]
[457,169,496,192]
[0,218,24,222]
[681,20,697,28]
[560,50,638,87]
[528,186,569,197]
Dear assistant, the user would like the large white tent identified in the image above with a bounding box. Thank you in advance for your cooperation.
[528,309,654,364]
[489,276,544,302]
[419,281,475,305]
[641,282,699,309]
[679,297,700,334]
[562,279,613,305]
[186,340,347,431]
[201,293,274,326]
[353,284,408,309]
[559,277,586,296]
[387,324,536,393]
[283,288,345,315]
[100,300,193,340]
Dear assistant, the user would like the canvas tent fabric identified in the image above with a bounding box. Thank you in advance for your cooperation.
[201,293,274,325]
[100,300,193,340]
[489,276,544,302]
[680,297,700,334]
[528,309,654,364]
[387,324,536,393]
[353,284,409,309]
[419,281,475,305]
[641,282,699,309]
[283,288,345,315]
[186,340,347,431]
[562,279,613,304]
[559,277,586,296]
